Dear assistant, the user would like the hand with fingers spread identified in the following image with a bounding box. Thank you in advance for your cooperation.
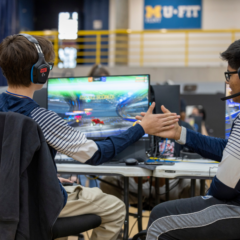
[135,102,181,138]
[159,105,182,140]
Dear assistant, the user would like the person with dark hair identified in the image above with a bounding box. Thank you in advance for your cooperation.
[88,64,110,77]
[192,105,206,121]
[135,40,240,240]
[0,34,180,240]
[191,105,209,136]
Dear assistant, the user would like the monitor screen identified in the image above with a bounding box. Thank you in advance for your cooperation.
[225,84,240,139]
[47,75,150,139]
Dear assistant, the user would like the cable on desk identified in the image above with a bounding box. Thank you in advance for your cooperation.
[161,138,168,155]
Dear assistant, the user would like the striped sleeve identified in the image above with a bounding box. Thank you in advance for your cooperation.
[225,114,240,160]
[30,107,98,163]
[208,113,240,200]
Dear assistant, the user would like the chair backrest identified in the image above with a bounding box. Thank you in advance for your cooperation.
[0,112,64,240]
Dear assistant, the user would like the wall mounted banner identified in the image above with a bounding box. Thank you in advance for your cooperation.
[144,0,202,29]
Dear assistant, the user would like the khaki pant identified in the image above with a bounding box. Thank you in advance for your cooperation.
[55,185,126,240]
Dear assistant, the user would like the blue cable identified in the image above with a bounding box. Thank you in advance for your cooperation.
[161,138,168,155]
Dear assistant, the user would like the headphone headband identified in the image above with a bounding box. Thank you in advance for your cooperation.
[17,34,50,84]
[17,34,44,58]
[18,34,39,44]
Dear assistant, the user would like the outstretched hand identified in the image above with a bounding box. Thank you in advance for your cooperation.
[136,104,182,140]
[136,103,181,139]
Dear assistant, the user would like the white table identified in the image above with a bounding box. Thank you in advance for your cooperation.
[153,159,219,200]
[57,163,152,177]
[153,160,218,179]
[56,163,152,240]
[56,160,219,238]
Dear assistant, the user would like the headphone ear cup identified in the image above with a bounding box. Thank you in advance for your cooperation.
[30,64,36,83]
[37,64,50,84]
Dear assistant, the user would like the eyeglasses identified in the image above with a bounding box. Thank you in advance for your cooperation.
[48,62,54,71]
[224,71,238,82]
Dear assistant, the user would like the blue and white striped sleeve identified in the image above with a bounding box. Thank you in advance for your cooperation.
[30,107,98,163]
[208,114,240,200]
[30,107,145,165]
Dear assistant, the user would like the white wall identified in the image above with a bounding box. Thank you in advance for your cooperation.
[202,0,240,29]
[129,0,143,30]
[128,0,240,30]
[109,0,116,30]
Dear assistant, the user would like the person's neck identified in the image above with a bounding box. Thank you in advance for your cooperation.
[7,86,34,99]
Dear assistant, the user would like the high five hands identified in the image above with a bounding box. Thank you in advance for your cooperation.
[136,103,182,140]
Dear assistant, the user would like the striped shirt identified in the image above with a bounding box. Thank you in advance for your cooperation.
[0,92,145,207]
[30,107,99,163]
[225,114,240,160]
[177,113,240,201]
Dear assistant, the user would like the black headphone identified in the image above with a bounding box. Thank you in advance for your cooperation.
[17,33,52,84]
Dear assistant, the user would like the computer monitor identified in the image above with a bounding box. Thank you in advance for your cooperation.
[151,85,180,115]
[225,84,240,139]
[33,88,47,108]
[47,75,150,140]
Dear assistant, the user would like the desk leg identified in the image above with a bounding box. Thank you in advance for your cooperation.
[165,179,169,201]
[138,177,143,232]
[200,179,206,196]
[191,179,196,197]
[124,177,129,240]
[155,177,160,205]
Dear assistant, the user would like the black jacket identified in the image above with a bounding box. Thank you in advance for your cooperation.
[0,112,63,240]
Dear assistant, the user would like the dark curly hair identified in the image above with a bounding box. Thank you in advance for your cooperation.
[220,39,240,70]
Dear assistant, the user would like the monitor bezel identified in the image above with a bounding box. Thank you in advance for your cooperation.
[47,74,151,141]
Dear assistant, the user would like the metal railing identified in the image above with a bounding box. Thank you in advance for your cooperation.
[21,29,240,67]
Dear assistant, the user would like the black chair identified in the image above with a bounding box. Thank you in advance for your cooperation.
[0,112,101,240]
[52,214,101,239]
[52,182,101,239]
